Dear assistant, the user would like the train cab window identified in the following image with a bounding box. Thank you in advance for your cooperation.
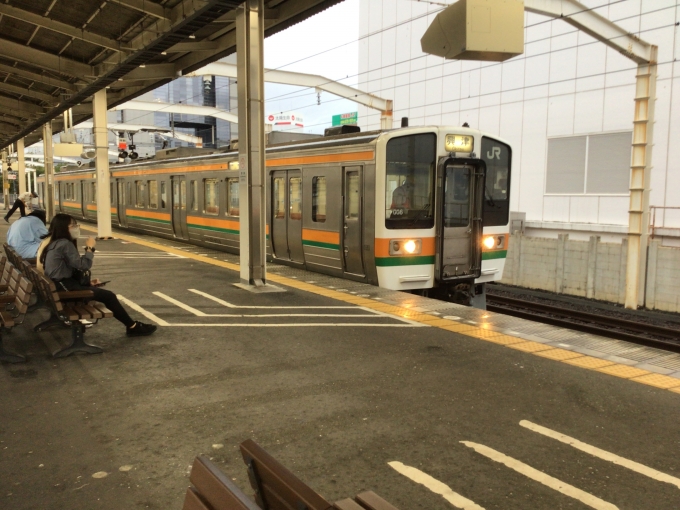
[91,183,97,204]
[228,179,239,216]
[135,181,145,207]
[312,176,326,223]
[160,181,167,209]
[289,177,302,220]
[273,177,285,219]
[385,133,436,229]
[480,137,511,227]
[190,180,198,211]
[204,179,219,215]
[346,172,359,219]
[148,181,158,209]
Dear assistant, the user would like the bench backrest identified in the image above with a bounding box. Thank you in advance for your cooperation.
[240,439,333,510]
[184,455,260,510]
[28,266,68,317]
[10,271,33,322]
[3,243,20,267]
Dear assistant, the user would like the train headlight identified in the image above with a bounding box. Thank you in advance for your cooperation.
[390,239,422,255]
[482,236,496,250]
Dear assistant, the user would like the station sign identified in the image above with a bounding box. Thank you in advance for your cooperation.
[332,112,358,126]
[6,172,17,180]
[267,113,304,128]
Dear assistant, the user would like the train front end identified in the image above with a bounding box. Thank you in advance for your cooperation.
[374,127,511,308]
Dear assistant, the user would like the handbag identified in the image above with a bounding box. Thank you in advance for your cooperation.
[72,268,92,286]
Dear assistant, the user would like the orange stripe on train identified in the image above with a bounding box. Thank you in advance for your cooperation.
[374,237,436,258]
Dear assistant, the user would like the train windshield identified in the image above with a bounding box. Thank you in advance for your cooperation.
[385,133,436,229]
[480,137,511,227]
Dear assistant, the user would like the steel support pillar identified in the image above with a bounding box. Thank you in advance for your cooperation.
[625,48,658,309]
[93,89,113,238]
[42,122,55,220]
[237,0,267,287]
[17,138,26,195]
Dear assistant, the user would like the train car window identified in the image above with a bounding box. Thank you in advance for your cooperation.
[148,181,158,209]
[190,180,198,211]
[180,180,186,211]
[481,137,511,227]
[204,179,219,215]
[346,172,359,219]
[228,179,239,216]
[91,183,97,204]
[110,183,114,205]
[443,166,471,228]
[312,176,326,223]
[273,177,285,219]
[160,181,167,209]
[289,177,302,220]
[385,133,436,229]
[135,181,145,208]
[54,185,59,202]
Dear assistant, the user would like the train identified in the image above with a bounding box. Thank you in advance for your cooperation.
[38,125,511,308]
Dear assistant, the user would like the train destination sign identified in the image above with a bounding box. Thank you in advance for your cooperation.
[332,112,358,126]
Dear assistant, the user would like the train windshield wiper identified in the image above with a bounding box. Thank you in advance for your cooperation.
[485,185,496,207]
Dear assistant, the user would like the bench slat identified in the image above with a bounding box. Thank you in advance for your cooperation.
[60,306,81,321]
[79,303,104,319]
[1,310,15,328]
[189,456,260,510]
[71,305,96,320]
[334,499,366,510]
[240,439,333,510]
[89,302,114,318]
[355,492,400,510]
[58,290,95,300]
[183,487,214,510]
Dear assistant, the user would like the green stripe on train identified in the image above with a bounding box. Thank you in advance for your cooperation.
[302,240,339,250]
[188,223,239,235]
[126,215,171,225]
[375,255,435,267]
[482,250,507,260]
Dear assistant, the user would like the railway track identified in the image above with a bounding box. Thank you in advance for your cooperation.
[486,294,680,353]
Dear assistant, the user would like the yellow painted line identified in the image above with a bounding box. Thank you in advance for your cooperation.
[80,223,680,395]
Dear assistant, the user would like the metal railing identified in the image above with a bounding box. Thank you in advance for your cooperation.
[649,206,680,238]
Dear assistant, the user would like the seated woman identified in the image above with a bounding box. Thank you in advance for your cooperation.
[40,213,157,337]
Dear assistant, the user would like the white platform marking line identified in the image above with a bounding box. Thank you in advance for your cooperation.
[388,461,484,510]
[358,306,427,326]
[118,295,169,326]
[153,292,211,317]
[460,441,619,510]
[188,288,368,310]
[520,420,680,490]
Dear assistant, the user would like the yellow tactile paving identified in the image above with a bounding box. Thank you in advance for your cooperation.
[87,225,680,395]
[534,349,585,361]
[562,356,615,369]
[595,365,651,379]
[507,341,554,353]
[630,373,680,389]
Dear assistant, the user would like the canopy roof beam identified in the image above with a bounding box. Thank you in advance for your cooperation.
[0,63,79,93]
[0,82,58,105]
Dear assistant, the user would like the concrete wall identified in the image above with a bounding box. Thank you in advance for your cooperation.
[502,235,680,313]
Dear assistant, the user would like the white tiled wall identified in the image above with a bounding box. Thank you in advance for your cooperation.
[358,0,680,232]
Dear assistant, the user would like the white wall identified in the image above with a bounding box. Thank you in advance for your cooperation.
[358,0,680,237]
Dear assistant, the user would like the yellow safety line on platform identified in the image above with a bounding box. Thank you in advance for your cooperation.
[82,225,680,395]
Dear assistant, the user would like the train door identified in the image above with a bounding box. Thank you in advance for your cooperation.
[116,179,128,227]
[171,176,188,239]
[437,159,485,281]
[270,170,303,263]
[81,182,87,217]
[342,167,364,276]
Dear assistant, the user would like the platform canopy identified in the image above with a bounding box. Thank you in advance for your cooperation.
[0,0,342,150]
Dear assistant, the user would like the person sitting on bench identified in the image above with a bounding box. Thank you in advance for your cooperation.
[6,209,47,259]
[4,191,38,222]
[40,213,157,337]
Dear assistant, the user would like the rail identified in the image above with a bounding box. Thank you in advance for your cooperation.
[649,206,680,238]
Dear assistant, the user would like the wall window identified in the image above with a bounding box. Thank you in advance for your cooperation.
[228,179,239,216]
[204,179,219,215]
[148,181,158,209]
[546,132,632,195]
[190,180,198,211]
[90,182,97,204]
[160,181,167,208]
[135,181,145,207]
[312,176,326,223]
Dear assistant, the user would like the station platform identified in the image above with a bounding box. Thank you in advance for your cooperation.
[1,219,679,510]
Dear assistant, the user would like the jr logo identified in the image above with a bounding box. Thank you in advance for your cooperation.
[487,147,501,160]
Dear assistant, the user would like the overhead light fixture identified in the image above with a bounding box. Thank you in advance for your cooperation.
[161,51,167,55]
[188,34,196,39]
[139,64,146,68]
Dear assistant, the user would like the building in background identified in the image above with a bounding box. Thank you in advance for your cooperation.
[357,0,680,246]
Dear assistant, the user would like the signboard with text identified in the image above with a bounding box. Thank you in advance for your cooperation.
[332,112,358,126]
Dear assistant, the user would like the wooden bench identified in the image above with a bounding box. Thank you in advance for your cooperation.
[0,265,34,363]
[3,243,35,268]
[28,266,114,358]
[183,440,399,510]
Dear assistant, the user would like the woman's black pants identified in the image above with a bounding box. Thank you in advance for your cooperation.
[55,278,135,328]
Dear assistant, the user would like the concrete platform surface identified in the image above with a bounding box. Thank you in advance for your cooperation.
[1,219,679,510]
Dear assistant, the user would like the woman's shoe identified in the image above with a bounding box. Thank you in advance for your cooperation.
[126,321,157,336]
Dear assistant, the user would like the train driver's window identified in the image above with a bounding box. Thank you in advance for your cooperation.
[135,181,145,207]
[148,181,158,209]
[312,176,326,223]
[190,180,198,211]
[228,179,239,216]
[91,183,97,204]
[160,181,167,209]
[204,179,219,215]
[289,177,302,220]
[273,177,285,219]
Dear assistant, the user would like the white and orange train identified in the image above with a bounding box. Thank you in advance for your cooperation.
[40,125,511,307]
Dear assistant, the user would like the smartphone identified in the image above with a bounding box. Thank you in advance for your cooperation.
[93,281,110,287]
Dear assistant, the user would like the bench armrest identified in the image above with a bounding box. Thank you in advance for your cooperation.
[58,290,95,300]
[0,295,15,304]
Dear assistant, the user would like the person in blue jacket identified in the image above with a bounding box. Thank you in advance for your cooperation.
[6,209,48,259]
